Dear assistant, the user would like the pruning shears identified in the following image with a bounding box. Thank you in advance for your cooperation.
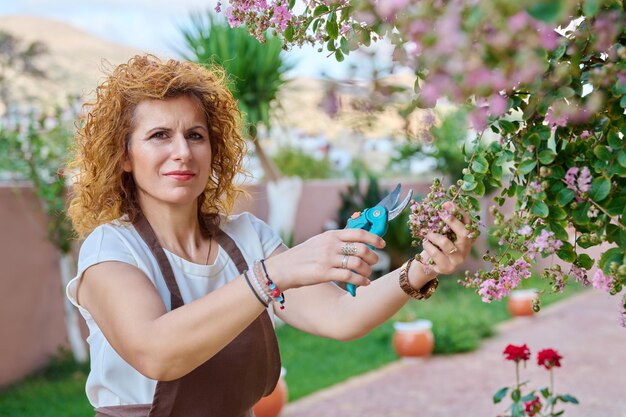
[344,184,413,297]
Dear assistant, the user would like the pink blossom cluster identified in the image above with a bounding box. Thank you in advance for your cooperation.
[476,258,532,302]
[564,166,592,201]
[569,264,590,287]
[217,0,297,41]
[408,182,453,242]
[591,269,614,292]
[526,229,563,259]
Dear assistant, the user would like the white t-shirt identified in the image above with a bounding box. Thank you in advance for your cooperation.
[66,212,283,408]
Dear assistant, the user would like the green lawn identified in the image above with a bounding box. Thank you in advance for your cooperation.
[0,276,584,416]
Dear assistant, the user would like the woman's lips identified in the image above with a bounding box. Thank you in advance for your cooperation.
[165,171,196,181]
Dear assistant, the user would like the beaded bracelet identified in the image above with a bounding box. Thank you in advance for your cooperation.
[243,271,268,308]
[249,264,271,305]
[259,259,286,310]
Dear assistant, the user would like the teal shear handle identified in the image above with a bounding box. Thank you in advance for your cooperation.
[344,205,389,296]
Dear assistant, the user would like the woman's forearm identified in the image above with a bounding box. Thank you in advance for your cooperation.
[331,260,435,340]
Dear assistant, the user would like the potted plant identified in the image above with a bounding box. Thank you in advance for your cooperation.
[391,307,434,358]
[253,367,288,417]
[507,289,538,317]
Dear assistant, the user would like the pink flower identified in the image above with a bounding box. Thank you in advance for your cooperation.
[577,166,592,193]
[489,94,508,117]
[469,106,489,131]
[517,225,533,236]
[545,106,568,129]
[271,5,292,32]
[375,0,410,21]
[591,269,613,292]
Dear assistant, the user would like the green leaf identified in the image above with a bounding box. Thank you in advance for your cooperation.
[583,0,600,16]
[471,155,489,174]
[493,387,508,403]
[527,0,564,22]
[607,131,622,149]
[519,159,537,175]
[549,222,569,241]
[559,394,579,404]
[283,25,294,42]
[548,205,567,220]
[541,387,551,398]
[589,177,610,202]
[593,145,612,160]
[556,188,575,206]
[605,196,626,215]
[531,201,549,218]
[288,0,296,9]
[313,5,329,16]
[499,119,516,134]
[576,253,594,269]
[473,180,486,197]
[538,149,556,164]
[511,388,521,402]
[326,17,339,39]
[618,230,626,251]
[557,242,576,262]
[599,248,624,274]
[334,49,344,62]
[618,150,626,168]
[492,164,503,180]
[621,95,626,108]
[572,202,590,225]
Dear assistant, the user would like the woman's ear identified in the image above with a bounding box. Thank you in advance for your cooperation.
[122,152,132,172]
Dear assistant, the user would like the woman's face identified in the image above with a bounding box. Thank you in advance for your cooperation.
[124,95,212,209]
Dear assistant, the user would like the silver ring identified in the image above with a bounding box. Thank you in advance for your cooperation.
[448,246,458,254]
[341,243,358,256]
[341,255,350,269]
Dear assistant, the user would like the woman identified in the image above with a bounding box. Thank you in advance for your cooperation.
[66,54,474,417]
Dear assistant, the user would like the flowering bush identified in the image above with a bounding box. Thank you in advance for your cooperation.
[494,344,578,417]
[219,0,626,323]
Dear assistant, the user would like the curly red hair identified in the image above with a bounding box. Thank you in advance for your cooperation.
[67,54,248,238]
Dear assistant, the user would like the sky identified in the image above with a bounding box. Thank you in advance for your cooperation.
[0,0,372,79]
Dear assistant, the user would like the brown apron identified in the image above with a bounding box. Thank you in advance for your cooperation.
[95,213,281,417]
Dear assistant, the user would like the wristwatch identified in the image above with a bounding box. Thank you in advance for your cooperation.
[399,258,439,300]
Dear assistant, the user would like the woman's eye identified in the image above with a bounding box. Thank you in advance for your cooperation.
[150,131,167,139]
[188,132,204,141]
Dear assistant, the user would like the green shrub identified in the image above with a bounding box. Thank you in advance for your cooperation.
[270,146,335,179]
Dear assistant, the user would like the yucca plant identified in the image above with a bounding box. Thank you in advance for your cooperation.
[180,13,293,181]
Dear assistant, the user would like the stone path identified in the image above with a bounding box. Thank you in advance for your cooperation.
[282,290,626,417]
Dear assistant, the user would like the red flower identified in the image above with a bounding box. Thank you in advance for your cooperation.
[503,344,531,362]
[524,396,542,416]
[537,348,562,369]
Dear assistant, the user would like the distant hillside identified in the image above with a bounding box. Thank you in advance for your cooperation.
[0,15,146,108]
[0,15,419,140]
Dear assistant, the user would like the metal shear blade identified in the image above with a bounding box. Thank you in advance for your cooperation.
[376,184,413,220]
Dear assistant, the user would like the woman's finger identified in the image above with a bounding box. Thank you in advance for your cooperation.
[425,232,458,256]
[337,254,373,278]
[338,242,379,265]
[327,267,371,287]
[423,239,449,268]
[336,229,386,249]
[439,204,473,248]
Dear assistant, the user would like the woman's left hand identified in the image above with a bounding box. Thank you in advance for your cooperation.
[414,201,474,278]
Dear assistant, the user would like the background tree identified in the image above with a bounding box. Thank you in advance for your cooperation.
[180,13,293,182]
[0,30,48,115]
[218,0,626,323]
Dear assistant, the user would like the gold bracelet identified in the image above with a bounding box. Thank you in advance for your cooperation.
[399,258,439,300]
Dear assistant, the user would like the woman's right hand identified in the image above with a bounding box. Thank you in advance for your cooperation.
[263,229,386,291]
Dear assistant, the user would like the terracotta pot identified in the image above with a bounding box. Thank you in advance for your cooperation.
[507,289,537,317]
[253,369,288,417]
[392,319,434,358]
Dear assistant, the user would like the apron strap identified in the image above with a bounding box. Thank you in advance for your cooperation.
[133,212,249,310]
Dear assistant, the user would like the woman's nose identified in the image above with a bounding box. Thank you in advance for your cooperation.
[171,134,191,160]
